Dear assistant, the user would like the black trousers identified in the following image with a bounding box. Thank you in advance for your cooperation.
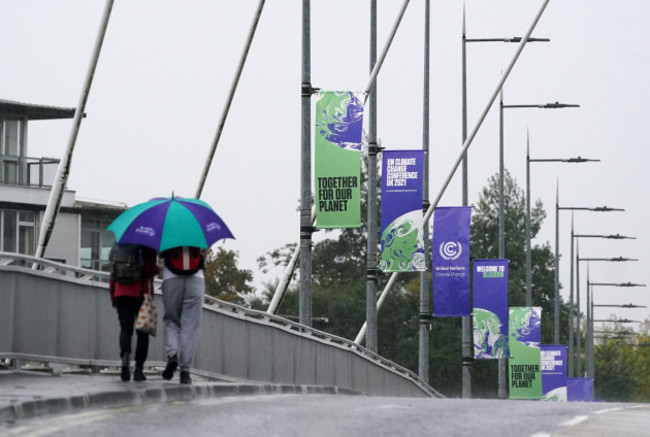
[115,296,149,367]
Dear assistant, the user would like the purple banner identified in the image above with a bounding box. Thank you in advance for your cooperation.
[567,377,594,402]
[380,150,425,272]
[432,206,471,317]
[473,259,509,359]
[541,345,568,401]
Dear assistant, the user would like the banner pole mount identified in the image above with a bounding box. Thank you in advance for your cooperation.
[302,83,320,96]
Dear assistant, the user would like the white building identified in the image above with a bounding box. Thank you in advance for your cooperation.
[0,99,125,271]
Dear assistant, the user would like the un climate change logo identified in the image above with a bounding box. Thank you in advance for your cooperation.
[439,241,462,261]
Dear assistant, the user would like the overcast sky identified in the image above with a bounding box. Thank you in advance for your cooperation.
[2,1,649,328]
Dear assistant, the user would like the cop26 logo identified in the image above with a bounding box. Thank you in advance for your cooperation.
[439,241,462,261]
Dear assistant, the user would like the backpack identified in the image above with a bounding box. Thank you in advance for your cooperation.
[163,246,204,276]
[109,243,144,284]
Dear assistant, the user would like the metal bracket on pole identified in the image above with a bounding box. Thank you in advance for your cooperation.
[367,141,382,155]
[300,225,317,239]
[302,82,320,96]
[422,200,431,214]
[366,268,380,283]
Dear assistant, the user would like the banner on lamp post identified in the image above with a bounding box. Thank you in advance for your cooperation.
[314,91,364,229]
[473,259,509,359]
[432,206,471,317]
[379,149,425,272]
[508,306,542,399]
[541,344,568,401]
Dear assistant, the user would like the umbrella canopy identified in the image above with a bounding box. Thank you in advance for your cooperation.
[107,196,234,252]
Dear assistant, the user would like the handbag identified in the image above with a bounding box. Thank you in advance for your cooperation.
[136,283,157,336]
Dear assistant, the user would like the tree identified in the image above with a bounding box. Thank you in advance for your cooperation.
[593,329,636,401]
[204,247,255,304]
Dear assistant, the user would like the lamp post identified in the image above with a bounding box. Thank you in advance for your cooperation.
[462,9,549,206]
[496,98,577,398]
[461,11,549,399]
[526,135,599,309]
[586,281,646,378]
[567,230,633,376]
[501,101,579,265]
[555,188,624,345]
[578,259,638,376]
[502,103,580,347]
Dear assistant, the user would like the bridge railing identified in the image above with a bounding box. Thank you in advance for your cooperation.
[0,252,441,398]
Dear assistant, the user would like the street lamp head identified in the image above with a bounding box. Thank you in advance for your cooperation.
[610,257,638,262]
[590,206,625,212]
[564,157,601,163]
[606,234,636,239]
[620,304,647,308]
[620,282,647,287]
[543,102,581,109]
[507,37,551,43]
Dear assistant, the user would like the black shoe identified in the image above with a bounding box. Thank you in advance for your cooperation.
[133,366,147,382]
[180,371,192,385]
[162,355,178,380]
[120,353,131,382]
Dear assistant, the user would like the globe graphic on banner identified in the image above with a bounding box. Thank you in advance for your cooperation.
[473,308,508,359]
[380,210,425,272]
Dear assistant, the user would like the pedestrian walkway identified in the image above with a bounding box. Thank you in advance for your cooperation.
[0,365,358,423]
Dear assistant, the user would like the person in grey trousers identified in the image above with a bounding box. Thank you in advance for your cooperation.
[160,246,206,384]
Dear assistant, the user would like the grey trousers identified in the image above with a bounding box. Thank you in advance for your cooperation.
[162,274,204,371]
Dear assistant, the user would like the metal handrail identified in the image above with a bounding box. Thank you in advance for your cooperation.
[0,252,442,397]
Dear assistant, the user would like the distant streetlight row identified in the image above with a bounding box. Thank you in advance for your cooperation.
[585,280,647,378]
[462,21,641,395]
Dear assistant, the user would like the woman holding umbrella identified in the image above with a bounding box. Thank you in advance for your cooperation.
[108,195,234,384]
[109,243,159,382]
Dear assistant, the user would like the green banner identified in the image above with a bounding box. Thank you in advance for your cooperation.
[314,91,364,228]
[508,307,542,399]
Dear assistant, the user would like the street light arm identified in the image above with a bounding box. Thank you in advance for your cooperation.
[590,282,647,287]
[574,234,636,240]
[558,205,625,212]
[530,157,600,163]
[466,37,550,43]
[503,102,580,109]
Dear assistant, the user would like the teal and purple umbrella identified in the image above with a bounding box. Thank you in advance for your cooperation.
[107,196,234,252]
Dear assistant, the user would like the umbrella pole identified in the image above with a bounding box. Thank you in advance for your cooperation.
[35,0,115,260]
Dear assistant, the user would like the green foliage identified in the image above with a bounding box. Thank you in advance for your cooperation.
[594,338,637,401]
[204,247,254,304]
[593,319,650,402]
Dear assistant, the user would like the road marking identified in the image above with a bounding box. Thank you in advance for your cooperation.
[593,407,624,415]
[529,433,551,437]
[0,426,32,437]
[561,415,589,427]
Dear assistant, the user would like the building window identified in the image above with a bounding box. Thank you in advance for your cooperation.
[81,218,115,271]
[1,118,24,185]
[1,209,35,254]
